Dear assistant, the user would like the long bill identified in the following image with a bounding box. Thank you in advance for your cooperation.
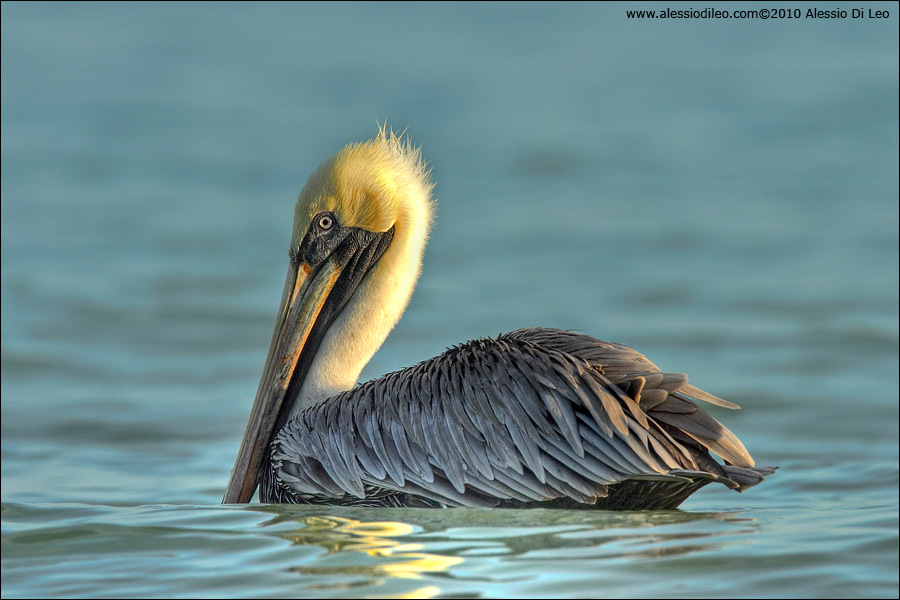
[222,227,394,503]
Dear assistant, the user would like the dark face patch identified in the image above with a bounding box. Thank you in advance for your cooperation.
[292,211,348,267]
[276,224,395,435]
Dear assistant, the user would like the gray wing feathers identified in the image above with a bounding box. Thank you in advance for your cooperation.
[513,328,754,467]
[270,327,761,506]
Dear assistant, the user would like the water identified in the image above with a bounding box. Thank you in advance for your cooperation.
[2,2,897,597]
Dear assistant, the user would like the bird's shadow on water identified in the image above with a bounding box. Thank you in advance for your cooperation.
[243,504,761,592]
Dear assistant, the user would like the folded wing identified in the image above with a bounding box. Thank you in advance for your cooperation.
[268,327,771,507]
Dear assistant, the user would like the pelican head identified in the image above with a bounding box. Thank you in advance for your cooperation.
[223,129,434,503]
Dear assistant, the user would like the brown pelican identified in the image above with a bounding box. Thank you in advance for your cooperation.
[223,129,774,508]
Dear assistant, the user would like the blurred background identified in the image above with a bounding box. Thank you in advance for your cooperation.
[2,2,897,598]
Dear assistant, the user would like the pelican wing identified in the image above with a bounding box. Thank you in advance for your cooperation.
[269,328,758,507]
[507,328,753,467]
[508,328,742,409]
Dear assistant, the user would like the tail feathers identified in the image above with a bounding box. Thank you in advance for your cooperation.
[721,465,778,491]
[668,465,778,493]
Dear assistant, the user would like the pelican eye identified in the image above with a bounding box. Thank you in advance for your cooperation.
[316,213,335,232]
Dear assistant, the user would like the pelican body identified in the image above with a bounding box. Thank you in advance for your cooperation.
[223,129,774,508]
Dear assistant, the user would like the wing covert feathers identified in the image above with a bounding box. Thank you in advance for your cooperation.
[268,327,772,507]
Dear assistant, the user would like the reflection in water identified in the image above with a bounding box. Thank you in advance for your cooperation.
[479,509,761,564]
[246,505,760,596]
[287,516,463,578]
[251,506,463,597]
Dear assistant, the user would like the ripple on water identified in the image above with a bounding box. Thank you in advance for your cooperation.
[2,503,898,598]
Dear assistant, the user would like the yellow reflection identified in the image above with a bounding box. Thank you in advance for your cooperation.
[281,515,463,595]
[385,585,442,599]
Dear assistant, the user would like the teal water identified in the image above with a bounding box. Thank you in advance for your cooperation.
[2,2,898,598]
